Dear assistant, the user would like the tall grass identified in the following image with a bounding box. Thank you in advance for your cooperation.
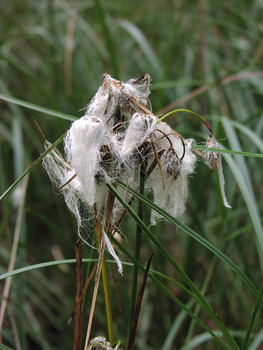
[1,1,263,349]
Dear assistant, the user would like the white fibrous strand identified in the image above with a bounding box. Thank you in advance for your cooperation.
[43,73,231,273]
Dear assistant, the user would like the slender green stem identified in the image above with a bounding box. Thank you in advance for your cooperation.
[158,108,213,133]
[116,179,261,303]
[126,173,145,348]
[242,283,263,350]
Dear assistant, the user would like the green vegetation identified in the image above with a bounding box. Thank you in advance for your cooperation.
[0,1,263,349]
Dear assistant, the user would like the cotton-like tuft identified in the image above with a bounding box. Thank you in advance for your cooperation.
[150,139,196,225]
[65,116,106,206]
[120,113,157,162]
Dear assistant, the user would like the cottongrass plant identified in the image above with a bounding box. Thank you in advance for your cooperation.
[42,73,231,349]
[43,73,230,272]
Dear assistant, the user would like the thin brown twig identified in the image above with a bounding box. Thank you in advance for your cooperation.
[57,173,77,190]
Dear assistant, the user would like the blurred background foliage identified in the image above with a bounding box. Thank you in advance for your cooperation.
[0,0,263,349]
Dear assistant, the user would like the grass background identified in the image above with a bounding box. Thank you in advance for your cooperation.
[0,1,263,349]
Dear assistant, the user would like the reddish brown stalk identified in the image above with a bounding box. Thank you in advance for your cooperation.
[73,240,83,350]
[32,117,46,141]
[128,250,154,350]
[68,263,97,325]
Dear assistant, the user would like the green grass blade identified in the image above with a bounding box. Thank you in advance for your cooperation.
[115,180,260,301]
[0,94,76,121]
[179,330,247,350]
[110,235,230,350]
[108,184,240,350]
[242,283,263,350]
[127,173,145,346]
[222,152,263,268]
[230,120,263,153]
[0,259,194,300]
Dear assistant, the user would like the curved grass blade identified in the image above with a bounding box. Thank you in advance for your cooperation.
[108,184,240,350]
[127,171,145,342]
[179,330,246,350]
[221,118,263,266]
[242,283,263,350]
[110,235,231,350]
[222,153,263,269]
[0,94,76,121]
[0,259,77,281]
[0,259,193,300]
[227,120,263,153]
[128,250,154,350]
[115,180,260,302]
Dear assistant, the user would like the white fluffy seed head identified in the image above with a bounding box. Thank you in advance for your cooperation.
[43,73,232,270]
[97,74,151,125]
[85,86,109,122]
[65,116,106,206]
[120,113,157,161]
[150,139,196,225]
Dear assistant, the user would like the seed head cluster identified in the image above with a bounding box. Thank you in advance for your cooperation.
[43,73,231,270]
